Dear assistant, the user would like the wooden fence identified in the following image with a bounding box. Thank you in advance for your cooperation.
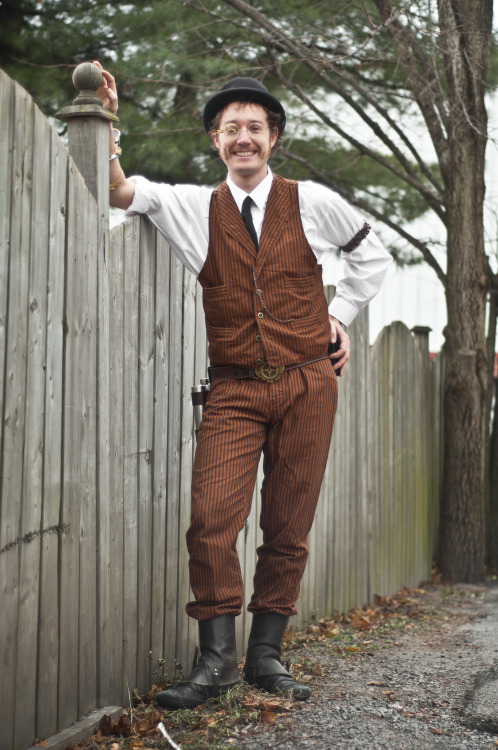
[0,66,441,750]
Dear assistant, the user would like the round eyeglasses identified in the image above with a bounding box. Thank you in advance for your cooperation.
[214,123,269,138]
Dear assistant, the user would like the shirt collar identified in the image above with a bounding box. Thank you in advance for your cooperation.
[226,168,274,213]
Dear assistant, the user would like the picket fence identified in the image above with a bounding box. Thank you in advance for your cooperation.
[0,65,441,750]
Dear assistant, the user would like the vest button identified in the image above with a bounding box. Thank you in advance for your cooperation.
[256,359,262,365]
[257,312,264,319]
[256,334,261,341]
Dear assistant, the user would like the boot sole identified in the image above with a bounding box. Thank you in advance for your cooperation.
[156,680,240,710]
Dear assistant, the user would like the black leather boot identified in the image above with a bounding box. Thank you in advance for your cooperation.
[244,613,311,700]
[156,614,240,710]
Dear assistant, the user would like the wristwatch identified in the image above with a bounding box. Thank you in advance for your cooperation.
[110,128,122,160]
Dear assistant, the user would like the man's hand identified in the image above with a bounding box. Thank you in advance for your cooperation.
[91,61,136,210]
[93,60,118,115]
[329,315,350,376]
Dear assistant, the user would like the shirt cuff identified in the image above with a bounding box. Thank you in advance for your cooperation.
[328,297,358,327]
[125,175,151,215]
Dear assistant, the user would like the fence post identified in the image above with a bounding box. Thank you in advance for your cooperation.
[411,325,431,354]
[56,61,118,224]
[55,62,118,715]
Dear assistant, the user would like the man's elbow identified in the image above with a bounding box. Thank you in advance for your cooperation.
[110,178,136,210]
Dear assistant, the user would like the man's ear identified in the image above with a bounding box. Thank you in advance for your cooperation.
[211,134,220,151]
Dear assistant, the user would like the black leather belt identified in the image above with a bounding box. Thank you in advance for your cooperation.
[208,354,331,383]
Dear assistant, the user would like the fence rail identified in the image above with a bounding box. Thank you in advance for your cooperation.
[0,67,441,750]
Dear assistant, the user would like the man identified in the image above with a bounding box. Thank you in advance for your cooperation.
[95,62,392,709]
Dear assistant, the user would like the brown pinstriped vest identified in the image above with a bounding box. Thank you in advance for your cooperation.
[198,174,331,368]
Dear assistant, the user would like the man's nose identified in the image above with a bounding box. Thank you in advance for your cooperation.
[235,128,252,141]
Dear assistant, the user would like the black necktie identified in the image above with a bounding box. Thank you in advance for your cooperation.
[242,196,259,250]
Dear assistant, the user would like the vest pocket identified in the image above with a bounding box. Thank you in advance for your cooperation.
[284,275,316,290]
[203,284,230,300]
[290,313,327,332]
[203,285,232,327]
[206,324,235,341]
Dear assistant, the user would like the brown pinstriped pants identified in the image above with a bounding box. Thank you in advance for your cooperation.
[186,359,338,621]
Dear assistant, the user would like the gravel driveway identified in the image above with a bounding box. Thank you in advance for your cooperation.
[227,583,498,750]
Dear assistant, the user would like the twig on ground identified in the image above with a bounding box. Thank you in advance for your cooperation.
[158,721,183,750]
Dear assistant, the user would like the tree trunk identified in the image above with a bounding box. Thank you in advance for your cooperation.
[433,0,492,582]
[487,294,498,571]
[436,140,488,581]
[489,382,498,571]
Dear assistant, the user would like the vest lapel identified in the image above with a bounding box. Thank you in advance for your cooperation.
[215,183,257,260]
[255,175,290,274]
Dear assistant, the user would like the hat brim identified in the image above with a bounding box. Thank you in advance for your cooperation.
[203,87,286,134]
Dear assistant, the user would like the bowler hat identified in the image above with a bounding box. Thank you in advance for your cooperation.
[203,77,286,134]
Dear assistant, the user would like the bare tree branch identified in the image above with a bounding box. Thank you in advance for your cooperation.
[217,0,446,217]
[371,0,452,177]
[269,64,447,223]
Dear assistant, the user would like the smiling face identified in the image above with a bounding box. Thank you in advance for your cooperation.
[212,101,279,191]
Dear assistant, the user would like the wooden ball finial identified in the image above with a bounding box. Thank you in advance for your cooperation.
[72,62,103,106]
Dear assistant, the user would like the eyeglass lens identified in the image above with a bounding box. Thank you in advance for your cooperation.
[221,124,266,137]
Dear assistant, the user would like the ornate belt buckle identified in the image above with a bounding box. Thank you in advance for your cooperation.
[254,363,285,383]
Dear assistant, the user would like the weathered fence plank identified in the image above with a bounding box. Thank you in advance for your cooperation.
[0,65,13,438]
[101,219,125,706]
[136,218,156,691]
[150,230,172,689]
[0,68,442,750]
[1,77,33,747]
[77,182,99,720]
[58,163,98,729]
[36,125,68,741]
[15,102,49,750]
[121,216,141,698]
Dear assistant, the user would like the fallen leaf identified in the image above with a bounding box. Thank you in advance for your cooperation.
[312,662,323,676]
[345,646,361,652]
[366,681,387,687]
[101,714,114,737]
[317,618,340,636]
[263,700,283,711]
[112,714,134,738]
[260,711,276,724]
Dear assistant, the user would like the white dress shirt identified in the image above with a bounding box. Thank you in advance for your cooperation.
[126,168,392,326]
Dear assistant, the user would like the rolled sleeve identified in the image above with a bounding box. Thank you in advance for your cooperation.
[299,181,392,326]
[125,175,156,215]
[124,176,213,277]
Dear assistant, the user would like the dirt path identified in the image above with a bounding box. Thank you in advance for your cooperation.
[232,582,498,750]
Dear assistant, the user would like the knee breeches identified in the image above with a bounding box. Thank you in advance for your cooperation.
[186,359,338,621]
